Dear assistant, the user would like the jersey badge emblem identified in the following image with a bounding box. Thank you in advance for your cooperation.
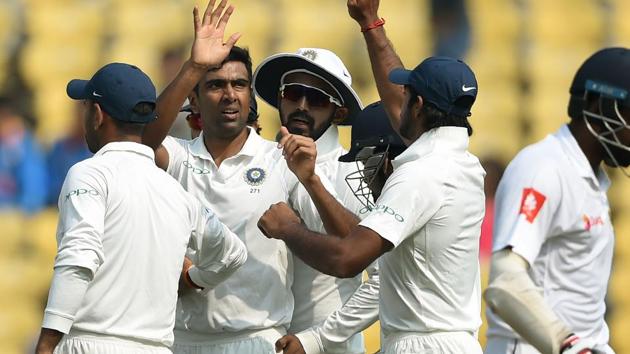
[519,188,546,223]
[244,167,266,186]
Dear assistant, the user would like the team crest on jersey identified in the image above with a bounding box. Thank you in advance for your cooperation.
[244,167,266,186]
[519,188,546,223]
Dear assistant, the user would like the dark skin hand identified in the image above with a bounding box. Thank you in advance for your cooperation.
[275,334,305,354]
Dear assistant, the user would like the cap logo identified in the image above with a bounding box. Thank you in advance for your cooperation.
[92,91,103,97]
[301,49,318,61]
[462,84,476,92]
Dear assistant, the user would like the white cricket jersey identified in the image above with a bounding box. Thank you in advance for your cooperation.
[290,125,364,352]
[163,127,335,339]
[487,124,615,347]
[359,127,485,336]
[45,142,244,347]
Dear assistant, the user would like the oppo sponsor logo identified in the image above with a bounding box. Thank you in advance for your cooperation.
[182,161,210,175]
[359,204,404,222]
[65,188,99,200]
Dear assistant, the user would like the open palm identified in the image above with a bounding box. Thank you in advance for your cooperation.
[191,0,241,68]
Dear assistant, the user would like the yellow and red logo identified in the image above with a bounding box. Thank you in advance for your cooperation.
[519,188,546,223]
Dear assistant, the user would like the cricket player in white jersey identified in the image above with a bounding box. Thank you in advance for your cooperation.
[34,63,247,354]
[140,1,360,353]
[259,55,486,354]
[274,102,406,354]
[253,47,367,353]
[483,48,630,354]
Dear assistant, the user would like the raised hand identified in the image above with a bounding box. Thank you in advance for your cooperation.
[191,0,242,69]
[275,334,306,354]
[257,202,302,241]
[347,0,381,28]
[278,126,317,184]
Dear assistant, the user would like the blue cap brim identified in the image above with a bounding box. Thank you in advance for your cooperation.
[67,79,89,100]
[388,68,413,85]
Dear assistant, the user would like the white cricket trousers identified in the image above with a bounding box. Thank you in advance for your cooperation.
[172,327,284,354]
[484,336,615,354]
[381,331,482,354]
[54,330,172,354]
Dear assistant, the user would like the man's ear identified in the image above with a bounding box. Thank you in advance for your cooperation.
[332,107,349,124]
[93,102,105,129]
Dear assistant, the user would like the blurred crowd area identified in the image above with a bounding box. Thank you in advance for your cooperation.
[1,0,630,353]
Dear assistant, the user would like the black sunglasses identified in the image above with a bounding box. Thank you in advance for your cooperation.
[280,83,342,108]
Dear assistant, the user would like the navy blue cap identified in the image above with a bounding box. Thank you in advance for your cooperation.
[339,102,406,162]
[67,63,157,123]
[570,47,630,105]
[389,57,477,117]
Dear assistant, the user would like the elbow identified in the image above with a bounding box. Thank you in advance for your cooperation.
[334,264,363,279]
[330,244,364,279]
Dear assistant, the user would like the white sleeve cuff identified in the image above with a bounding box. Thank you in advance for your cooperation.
[295,329,324,354]
[187,266,209,289]
[42,310,75,334]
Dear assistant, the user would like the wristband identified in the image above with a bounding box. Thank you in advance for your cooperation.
[361,18,385,33]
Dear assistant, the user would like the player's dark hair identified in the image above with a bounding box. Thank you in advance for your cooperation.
[110,102,153,135]
[194,46,253,93]
[409,87,474,136]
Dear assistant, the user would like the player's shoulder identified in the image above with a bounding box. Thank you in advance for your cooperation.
[66,154,108,178]
[507,134,565,175]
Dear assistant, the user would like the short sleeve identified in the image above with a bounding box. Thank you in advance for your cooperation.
[55,163,108,276]
[492,158,562,264]
[359,166,443,248]
[162,135,189,177]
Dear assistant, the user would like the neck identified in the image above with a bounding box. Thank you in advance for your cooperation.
[203,128,249,167]
[568,120,604,175]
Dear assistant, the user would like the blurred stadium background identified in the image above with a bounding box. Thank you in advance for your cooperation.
[1,0,629,353]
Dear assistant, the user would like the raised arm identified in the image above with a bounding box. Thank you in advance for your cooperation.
[142,0,241,167]
[347,0,410,145]
[278,127,360,237]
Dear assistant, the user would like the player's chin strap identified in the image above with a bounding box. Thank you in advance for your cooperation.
[581,80,630,177]
[344,145,389,212]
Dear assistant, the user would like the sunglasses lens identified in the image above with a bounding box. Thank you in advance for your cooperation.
[282,85,304,102]
[282,85,334,107]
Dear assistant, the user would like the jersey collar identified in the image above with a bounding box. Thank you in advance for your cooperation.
[95,141,155,161]
[392,127,469,169]
[188,127,262,161]
[555,124,610,190]
[315,124,341,161]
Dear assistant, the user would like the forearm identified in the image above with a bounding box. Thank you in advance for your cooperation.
[484,250,572,354]
[189,225,247,289]
[37,265,92,352]
[296,263,380,354]
[302,175,360,238]
[362,26,406,135]
[42,266,91,333]
[35,328,64,354]
[282,223,352,278]
[320,262,380,346]
[142,60,206,149]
